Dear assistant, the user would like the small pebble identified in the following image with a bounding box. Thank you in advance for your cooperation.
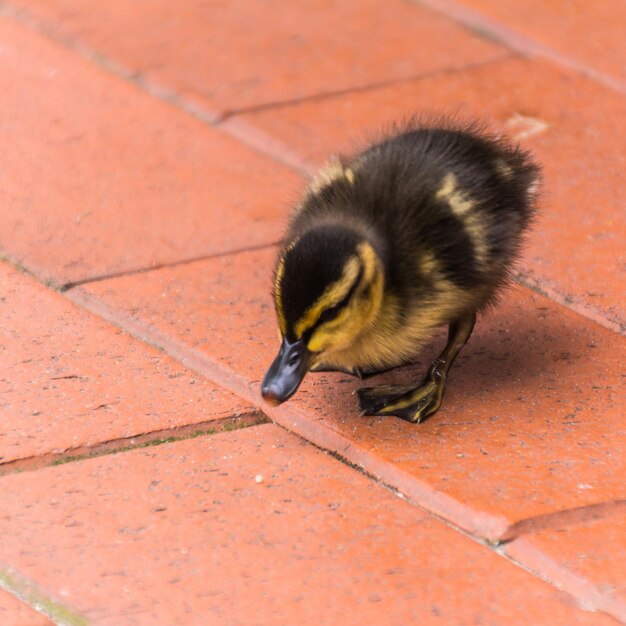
[255,474,264,484]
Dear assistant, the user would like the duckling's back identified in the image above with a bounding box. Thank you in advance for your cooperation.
[291,121,540,312]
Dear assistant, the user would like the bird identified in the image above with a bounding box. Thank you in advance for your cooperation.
[261,119,540,424]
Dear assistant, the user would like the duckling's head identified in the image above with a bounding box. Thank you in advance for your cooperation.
[262,224,384,406]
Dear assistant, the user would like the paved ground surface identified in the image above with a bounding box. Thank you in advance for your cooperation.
[0,1,624,624]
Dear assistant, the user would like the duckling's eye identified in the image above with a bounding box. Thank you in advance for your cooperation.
[317,304,342,325]
[315,265,364,328]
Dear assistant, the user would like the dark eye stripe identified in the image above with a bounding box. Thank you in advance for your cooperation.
[314,264,365,329]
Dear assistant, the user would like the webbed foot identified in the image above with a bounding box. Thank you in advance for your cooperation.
[356,311,477,425]
[357,379,443,423]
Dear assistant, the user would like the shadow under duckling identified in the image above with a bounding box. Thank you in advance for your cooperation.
[262,120,541,424]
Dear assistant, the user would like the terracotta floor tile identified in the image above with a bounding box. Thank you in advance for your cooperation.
[0,262,258,468]
[8,0,505,116]
[444,0,626,86]
[506,515,626,621]
[231,56,626,332]
[0,425,615,625]
[0,18,300,286]
[0,590,53,626]
[74,248,625,540]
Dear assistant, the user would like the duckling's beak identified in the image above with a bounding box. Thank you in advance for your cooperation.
[262,338,314,406]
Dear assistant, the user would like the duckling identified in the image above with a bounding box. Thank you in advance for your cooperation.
[261,120,540,423]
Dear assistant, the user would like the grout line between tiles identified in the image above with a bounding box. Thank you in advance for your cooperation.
[0,0,514,175]
[411,0,626,96]
[216,52,517,121]
[64,284,626,544]
[215,54,519,176]
[0,411,269,476]
[499,499,626,543]
[504,539,626,623]
[0,2,297,176]
[59,241,280,292]
[513,274,625,336]
[314,436,625,624]
[0,568,87,626]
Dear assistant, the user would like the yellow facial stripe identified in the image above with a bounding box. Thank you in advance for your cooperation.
[297,241,379,341]
[274,256,287,335]
[306,243,384,353]
[294,255,360,337]
[436,173,488,266]
[307,302,355,352]
[273,239,299,335]
[356,241,377,283]
[306,274,382,353]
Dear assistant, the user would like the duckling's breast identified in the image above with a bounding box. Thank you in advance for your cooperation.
[320,277,485,372]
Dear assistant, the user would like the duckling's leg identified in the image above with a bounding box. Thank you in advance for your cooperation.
[357,312,476,423]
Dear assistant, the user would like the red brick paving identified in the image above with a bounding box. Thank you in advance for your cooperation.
[0,18,301,286]
[0,425,617,626]
[0,0,624,623]
[506,516,626,621]
[427,0,626,88]
[504,516,626,622]
[0,262,260,469]
[7,0,506,116]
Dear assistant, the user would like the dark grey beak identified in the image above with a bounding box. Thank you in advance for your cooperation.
[261,338,314,406]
